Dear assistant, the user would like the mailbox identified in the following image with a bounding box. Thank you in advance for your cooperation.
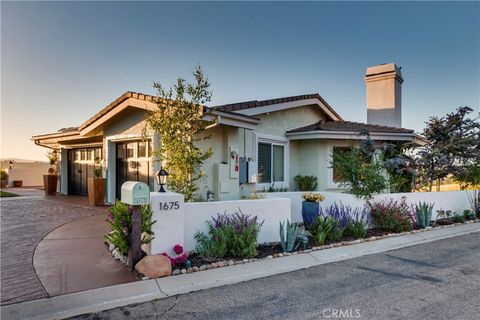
[121,181,150,205]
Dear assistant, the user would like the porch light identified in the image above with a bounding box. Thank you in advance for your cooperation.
[8,161,13,169]
[155,168,169,193]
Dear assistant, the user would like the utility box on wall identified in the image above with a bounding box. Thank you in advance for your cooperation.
[239,157,247,184]
[247,161,258,183]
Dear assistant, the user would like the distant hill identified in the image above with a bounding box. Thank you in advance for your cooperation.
[1,158,47,163]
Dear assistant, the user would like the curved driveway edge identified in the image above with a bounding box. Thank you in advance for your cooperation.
[0,196,103,305]
[2,222,479,320]
[33,214,137,297]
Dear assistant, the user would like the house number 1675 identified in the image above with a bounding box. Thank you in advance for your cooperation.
[159,201,180,211]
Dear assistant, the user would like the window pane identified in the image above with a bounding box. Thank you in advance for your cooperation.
[86,150,93,161]
[117,144,125,159]
[126,143,135,158]
[80,150,86,160]
[138,142,147,158]
[332,147,351,183]
[273,145,284,182]
[258,143,271,183]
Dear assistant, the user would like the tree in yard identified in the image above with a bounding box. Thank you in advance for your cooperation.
[331,131,388,200]
[415,106,479,191]
[144,66,213,202]
[331,131,416,200]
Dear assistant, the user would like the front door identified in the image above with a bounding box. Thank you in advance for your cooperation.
[115,141,153,199]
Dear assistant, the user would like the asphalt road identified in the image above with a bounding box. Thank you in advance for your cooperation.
[73,233,480,320]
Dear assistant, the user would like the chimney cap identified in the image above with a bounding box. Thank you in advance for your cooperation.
[365,63,403,82]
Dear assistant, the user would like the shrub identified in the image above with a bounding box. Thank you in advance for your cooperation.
[319,203,370,240]
[105,201,155,256]
[303,193,325,203]
[0,170,8,180]
[344,220,367,239]
[452,214,464,223]
[161,244,190,268]
[414,202,434,228]
[310,216,333,245]
[294,175,318,191]
[369,198,413,233]
[462,209,474,220]
[242,190,265,200]
[194,211,263,259]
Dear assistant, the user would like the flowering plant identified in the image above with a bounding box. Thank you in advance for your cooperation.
[194,210,264,259]
[161,244,190,267]
[302,193,325,202]
[369,197,414,233]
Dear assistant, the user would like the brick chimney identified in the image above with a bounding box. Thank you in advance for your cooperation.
[365,63,403,128]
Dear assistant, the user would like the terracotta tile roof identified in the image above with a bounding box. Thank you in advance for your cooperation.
[212,93,343,121]
[287,120,414,134]
[79,91,156,130]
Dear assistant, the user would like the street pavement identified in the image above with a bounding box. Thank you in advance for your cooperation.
[72,232,480,320]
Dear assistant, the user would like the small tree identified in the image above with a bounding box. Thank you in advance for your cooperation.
[145,66,213,201]
[331,132,387,200]
[416,106,479,191]
[46,150,58,175]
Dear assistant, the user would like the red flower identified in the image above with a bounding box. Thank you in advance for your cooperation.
[173,244,184,255]
[174,253,187,266]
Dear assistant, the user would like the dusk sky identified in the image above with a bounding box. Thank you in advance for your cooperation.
[1,1,479,161]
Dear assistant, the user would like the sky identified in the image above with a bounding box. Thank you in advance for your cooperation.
[1,1,479,161]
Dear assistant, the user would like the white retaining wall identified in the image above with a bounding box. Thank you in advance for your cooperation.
[263,190,477,222]
[183,198,291,251]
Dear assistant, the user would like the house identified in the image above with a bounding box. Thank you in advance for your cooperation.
[32,63,425,203]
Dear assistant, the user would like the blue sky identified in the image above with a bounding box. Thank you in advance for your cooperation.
[1,1,479,160]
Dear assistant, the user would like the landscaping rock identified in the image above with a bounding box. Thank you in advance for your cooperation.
[228,260,235,266]
[172,269,181,275]
[211,262,218,268]
[181,268,187,274]
[108,244,115,251]
[242,259,249,263]
[199,264,207,271]
[187,267,193,274]
[135,255,172,278]
[266,255,273,259]
[217,261,225,267]
[193,266,199,272]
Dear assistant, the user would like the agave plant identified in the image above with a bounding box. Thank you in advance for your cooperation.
[279,220,300,253]
[414,201,434,228]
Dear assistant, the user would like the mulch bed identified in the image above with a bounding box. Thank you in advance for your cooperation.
[184,228,394,268]
[182,217,469,270]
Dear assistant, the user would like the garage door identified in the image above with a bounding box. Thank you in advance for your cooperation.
[116,141,153,199]
[67,148,102,195]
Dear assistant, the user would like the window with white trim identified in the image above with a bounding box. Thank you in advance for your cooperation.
[258,142,285,184]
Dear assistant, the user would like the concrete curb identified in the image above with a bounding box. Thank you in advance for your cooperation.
[2,223,479,320]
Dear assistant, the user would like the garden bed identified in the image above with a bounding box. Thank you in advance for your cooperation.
[167,218,479,276]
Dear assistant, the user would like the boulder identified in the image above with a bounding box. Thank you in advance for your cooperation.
[135,255,172,278]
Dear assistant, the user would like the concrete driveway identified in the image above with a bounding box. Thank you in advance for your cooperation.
[0,195,135,305]
[72,232,480,320]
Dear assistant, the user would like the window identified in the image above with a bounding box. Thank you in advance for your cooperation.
[258,142,285,183]
[138,142,147,158]
[332,146,351,183]
[126,143,135,158]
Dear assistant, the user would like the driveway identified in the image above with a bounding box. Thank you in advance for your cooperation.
[0,195,134,305]
[73,232,480,320]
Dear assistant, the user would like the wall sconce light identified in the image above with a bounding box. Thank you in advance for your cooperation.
[155,168,169,192]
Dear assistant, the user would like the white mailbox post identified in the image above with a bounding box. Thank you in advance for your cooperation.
[150,191,185,256]
[121,181,150,268]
